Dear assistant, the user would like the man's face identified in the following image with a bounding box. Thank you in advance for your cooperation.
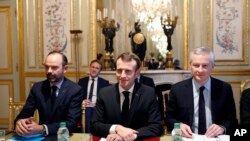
[89,62,101,78]
[44,53,67,83]
[116,58,139,90]
[190,53,213,85]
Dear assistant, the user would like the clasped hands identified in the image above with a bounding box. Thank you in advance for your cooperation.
[15,117,44,136]
[180,123,225,138]
[106,125,138,141]
[82,99,96,107]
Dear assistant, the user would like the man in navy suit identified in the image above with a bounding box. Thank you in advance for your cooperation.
[240,88,250,137]
[137,74,155,89]
[14,51,84,136]
[78,59,109,132]
[166,47,238,138]
[90,52,163,141]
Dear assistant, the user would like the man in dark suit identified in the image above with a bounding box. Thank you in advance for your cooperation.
[240,88,250,133]
[90,52,163,141]
[166,47,238,138]
[78,59,109,133]
[137,74,155,89]
[14,51,84,136]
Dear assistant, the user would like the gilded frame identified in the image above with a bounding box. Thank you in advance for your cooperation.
[209,0,249,66]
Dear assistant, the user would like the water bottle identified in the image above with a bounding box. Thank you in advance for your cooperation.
[57,122,69,141]
[172,122,182,141]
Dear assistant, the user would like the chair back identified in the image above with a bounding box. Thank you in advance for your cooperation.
[81,104,86,133]
[240,79,250,93]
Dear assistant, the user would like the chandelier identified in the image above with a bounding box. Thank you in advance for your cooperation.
[131,0,177,58]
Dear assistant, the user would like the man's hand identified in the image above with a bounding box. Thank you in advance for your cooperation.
[82,99,95,107]
[107,133,123,141]
[180,123,193,138]
[15,117,43,136]
[115,125,138,141]
[205,124,224,137]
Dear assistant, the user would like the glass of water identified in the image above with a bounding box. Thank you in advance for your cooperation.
[0,130,5,141]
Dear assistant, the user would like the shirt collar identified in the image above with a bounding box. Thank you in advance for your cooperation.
[50,78,64,89]
[192,77,211,91]
[89,76,98,81]
[119,83,135,94]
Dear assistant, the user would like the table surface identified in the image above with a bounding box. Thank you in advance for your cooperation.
[70,133,171,141]
[5,132,171,141]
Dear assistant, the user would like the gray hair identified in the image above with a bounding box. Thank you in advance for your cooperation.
[189,47,215,65]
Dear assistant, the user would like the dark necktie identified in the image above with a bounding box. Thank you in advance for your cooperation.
[88,79,95,100]
[51,86,57,108]
[198,86,206,134]
[121,91,130,126]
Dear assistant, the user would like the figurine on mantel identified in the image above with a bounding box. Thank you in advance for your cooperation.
[173,59,182,70]
[147,52,158,70]
[157,55,165,70]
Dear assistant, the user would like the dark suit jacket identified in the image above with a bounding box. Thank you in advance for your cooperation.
[240,88,250,129]
[90,83,163,139]
[166,77,238,135]
[78,76,110,99]
[139,75,156,89]
[14,78,84,135]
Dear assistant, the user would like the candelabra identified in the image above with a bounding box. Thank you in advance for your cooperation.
[97,16,119,70]
[161,15,178,69]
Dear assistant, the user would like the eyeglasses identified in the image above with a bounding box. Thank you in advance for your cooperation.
[116,69,134,75]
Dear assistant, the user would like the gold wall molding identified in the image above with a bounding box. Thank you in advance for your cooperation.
[17,0,25,101]
[0,80,14,126]
[0,6,13,74]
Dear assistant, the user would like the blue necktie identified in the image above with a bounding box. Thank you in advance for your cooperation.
[121,91,130,126]
[198,86,206,134]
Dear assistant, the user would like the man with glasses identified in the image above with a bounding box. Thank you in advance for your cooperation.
[90,52,163,141]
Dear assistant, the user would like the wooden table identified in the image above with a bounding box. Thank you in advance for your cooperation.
[5,132,171,141]
[70,133,171,141]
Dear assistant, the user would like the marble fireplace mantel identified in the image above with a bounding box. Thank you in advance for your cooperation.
[100,70,191,85]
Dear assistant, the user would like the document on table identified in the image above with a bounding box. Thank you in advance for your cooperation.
[182,134,230,141]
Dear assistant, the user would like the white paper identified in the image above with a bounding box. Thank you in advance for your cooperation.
[182,134,230,141]
[100,137,106,141]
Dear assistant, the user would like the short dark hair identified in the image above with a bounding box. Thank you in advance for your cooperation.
[90,59,103,70]
[116,52,141,70]
[47,51,68,66]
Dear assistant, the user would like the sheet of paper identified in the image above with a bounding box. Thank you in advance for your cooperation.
[182,134,229,141]
[100,137,107,141]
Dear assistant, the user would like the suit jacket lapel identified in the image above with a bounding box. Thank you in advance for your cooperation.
[83,78,89,99]
[97,78,101,95]
[51,78,68,116]
[186,78,195,126]
[210,77,218,122]
[114,84,123,123]
[128,82,141,125]
[42,81,54,120]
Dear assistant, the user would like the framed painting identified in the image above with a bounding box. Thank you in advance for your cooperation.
[212,0,249,65]
[42,0,71,61]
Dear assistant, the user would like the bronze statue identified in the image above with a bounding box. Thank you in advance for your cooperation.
[101,19,120,55]
[129,22,147,61]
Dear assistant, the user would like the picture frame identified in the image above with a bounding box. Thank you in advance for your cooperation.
[42,0,71,61]
[212,0,249,66]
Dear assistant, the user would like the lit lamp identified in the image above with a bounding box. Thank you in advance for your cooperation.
[97,8,120,70]
[131,0,178,69]
[161,14,178,69]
